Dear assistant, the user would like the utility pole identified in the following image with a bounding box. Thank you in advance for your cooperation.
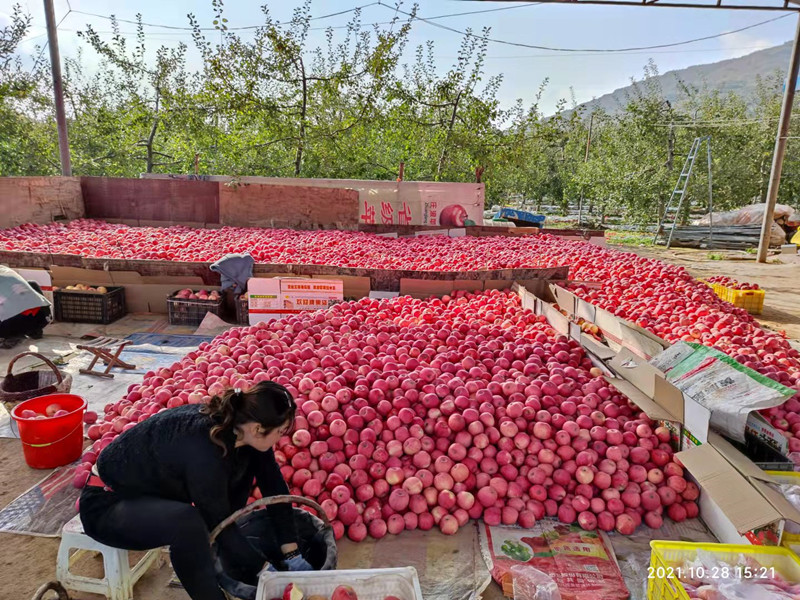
[757,13,800,263]
[584,113,595,163]
[577,113,595,226]
[44,0,71,176]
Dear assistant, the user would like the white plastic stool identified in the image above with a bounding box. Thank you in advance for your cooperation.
[57,514,163,600]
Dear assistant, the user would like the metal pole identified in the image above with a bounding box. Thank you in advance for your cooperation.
[757,13,800,262]
[584,113,595,163]
[578,113,595,226]
[706,137,713,249]
[43,0,71,176]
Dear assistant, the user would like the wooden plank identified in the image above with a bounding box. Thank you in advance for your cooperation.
[81,177,220,224]
[0,177,84,227]
[219,183,359,229]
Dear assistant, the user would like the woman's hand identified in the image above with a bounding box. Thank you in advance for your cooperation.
[280,544,313,571]
[284,554,313,571]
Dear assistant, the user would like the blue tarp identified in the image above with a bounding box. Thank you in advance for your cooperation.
[493,207,546,225]
[125,333,214,348]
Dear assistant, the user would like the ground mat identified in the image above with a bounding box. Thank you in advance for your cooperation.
[0,463,79,537]
[124,333,215,348]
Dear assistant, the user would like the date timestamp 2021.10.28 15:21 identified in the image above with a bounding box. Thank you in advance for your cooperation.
[648,565,776,580]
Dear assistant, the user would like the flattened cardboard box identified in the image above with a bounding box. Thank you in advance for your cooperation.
[50,265,209,314]
[399,278,504,298]
[604,347,713,450]
[604,347,687,448]
[279,278,344,295]
[677,432,800,546]
[549,283,671,360]
[310,274,370,299]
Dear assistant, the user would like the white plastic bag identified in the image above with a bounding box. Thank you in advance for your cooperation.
[718,580,800,600]
[778,483,800,534]
[510,565,562,600]
[694,203,796,226]
[693,203,792,245]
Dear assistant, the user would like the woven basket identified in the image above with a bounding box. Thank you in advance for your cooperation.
[209,495,337,600]
[0,352,72,413]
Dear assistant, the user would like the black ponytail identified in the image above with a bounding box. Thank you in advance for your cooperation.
[201,381,296,455]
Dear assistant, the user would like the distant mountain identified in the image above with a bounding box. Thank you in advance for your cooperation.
[572,41,792,114]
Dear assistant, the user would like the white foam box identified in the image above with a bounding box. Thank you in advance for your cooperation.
[280,278,344,313]
[247,277,282,324]
[257,567,423,600]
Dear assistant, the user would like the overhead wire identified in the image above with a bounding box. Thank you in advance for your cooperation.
[65,1,540,33]
[444,44,783,59]
[69,2,384,31]
[26,21,784,61]
[377,1,793,53]
[28,4,72,74]
[23,1,793,57]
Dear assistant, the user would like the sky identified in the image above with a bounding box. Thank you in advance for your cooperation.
[1,0,798,114]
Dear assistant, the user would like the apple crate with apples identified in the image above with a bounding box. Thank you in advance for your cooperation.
[53,284,126,324]
[167,288,224,326]
[258,568,423,600]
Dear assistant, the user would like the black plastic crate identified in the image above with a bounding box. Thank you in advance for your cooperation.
[54,286,126,324]
[167,293,224,326]
[235,293,249,325]
[726,433,793,472]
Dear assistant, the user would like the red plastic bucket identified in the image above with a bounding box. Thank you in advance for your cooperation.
[11,393,86,469]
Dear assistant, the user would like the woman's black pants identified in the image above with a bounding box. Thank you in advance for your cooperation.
[79,486,226,600]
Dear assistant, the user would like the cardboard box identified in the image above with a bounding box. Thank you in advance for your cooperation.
[14,268,54,304]
[399,278,457,299]
[651,341,795,450]
[604,348,689,450]
[682,426,705,451]
[280,278,344,296]
[677,432,800,546]
[519,281,800,545]
[398,278,510,298]
[280,294,340,312]
[747,412,790,456]
[548,283,671,360]
[369,291,400,299]
[515,283,619,377]
[311,275,369,299]
[50,265,206,314]
[521,284,691,445]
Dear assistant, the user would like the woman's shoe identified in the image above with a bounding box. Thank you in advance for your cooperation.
[1,337,23,349]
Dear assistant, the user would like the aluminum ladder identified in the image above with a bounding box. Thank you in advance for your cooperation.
[653,136,713,248]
